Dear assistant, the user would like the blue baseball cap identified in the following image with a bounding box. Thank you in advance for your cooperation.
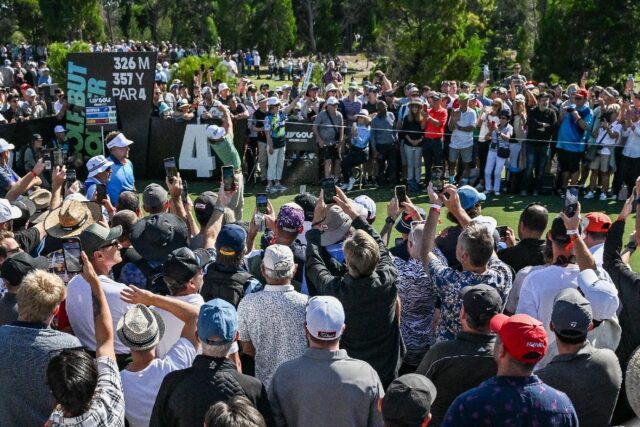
[197,299,237,345]
[215,224,247,256]
[458,185,486,210]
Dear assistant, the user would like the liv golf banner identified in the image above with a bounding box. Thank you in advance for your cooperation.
[66,52,156,171]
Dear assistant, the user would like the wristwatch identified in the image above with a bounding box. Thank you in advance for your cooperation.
[213,205,225,214]
[385,216,395,224]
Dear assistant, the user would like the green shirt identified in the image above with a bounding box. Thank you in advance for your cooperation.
[210,135,241,169]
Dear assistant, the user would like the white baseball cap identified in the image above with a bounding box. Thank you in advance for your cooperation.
[353,195,376,221]
[267,96,280,107]
[206,125,225,141]
[0,198,22,224]
[218,83,229,92]
[25,88,36,97]
[0,139,15,153]
[86,155,114,178]
[578,269,620,320]
[107,133,134,149]
[470,215,497,236]
[306,296,345,340]
[262,244,294,272]
[54,125,66,134]
[325,96,339,105]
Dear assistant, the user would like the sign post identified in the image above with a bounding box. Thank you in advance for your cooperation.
[302,62,314,92]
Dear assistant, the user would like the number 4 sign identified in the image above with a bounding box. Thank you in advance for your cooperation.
[179,124,215,177]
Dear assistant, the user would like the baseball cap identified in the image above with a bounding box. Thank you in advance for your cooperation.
[25,88,36,97]
[163,247,210,285]
[325,96,339,106]
[218,83,229,92]
[382,374,437,426]
[431,92,442,101]
[276,203,304,233]
[267,96,280,107]
[262,244,295,272]
[143,183,168,210]
[551,288,592,339]
[193,191,218,224]
[86,155,114,178]
[578,269,620,320]
[576,89,589,98]
[0,198,22,223]
[585,212,612,233]
[197,299,237,345]
[106,133,134,149]
[31,133,42,141]
[12,198,36,229]
[458,185,486,210]
[215,224,247,255]
[54,125,66,134]
[353,195,376,221]
[206,125,226,140]
[490,313,548,364]
[306,296,345,340]
[395,208,426,235]
[0,138,15,153]
[130,213,189,262]
[79,223,123,256]
[320,205,352,246]
[294,193,317,222]
[458,92,470,101]
[461,285,503,324]
[1,252,48,287]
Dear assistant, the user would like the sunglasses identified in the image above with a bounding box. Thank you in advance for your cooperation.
[574,96,584,100]
[99,241,119,250]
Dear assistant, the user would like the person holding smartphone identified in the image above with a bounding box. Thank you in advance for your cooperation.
[84,155,114,203]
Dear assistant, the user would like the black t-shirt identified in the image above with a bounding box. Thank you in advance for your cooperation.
[363,101,377,114]
[16,227,42,254]
[253,109,268,143]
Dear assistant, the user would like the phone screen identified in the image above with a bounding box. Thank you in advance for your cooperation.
[222,165,235,191]
[564,186,580,218]
[496,225,509,238]
[96,184,107,204]
[52,149,64,167]
[42,149,52,171]
[395,185,408,205]
[62,239,83,273]
[431,166,444,193]
[181,180,189,204]
[321,178,336,204]
[66,168,76,183]
[256,193,268,214]
[164,157,178,180]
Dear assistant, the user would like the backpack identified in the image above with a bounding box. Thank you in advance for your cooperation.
[134,259,170,296]
[201,266,253,307]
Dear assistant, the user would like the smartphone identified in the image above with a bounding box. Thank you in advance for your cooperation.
[52,149,64,167]
[96,183,107,204]
[164,157,178,180]
[321,178,336,205]
[200,63,205,72]
[395,185,408,205]
[222,165,235,191]
[394,237,404,246]
[181,179,189,204]
[564,186,580,218]
[42,149,52,171]
[496,225,509,238]
[431,166,444,193]
[62,238,83,273]
[256,193,268,214]
[66,168,76,184]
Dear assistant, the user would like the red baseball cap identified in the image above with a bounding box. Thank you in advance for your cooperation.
[490,314,547,364]
[576,89,589,99]
[585,212,612,233]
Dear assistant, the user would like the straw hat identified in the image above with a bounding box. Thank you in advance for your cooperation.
[44,200,102,238]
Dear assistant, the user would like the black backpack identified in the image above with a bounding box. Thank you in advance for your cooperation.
[201,266,253,307]
[134,259,170,296]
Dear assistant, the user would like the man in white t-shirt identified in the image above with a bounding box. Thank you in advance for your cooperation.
[516,207,616,367]
[447,93,477,184]
[66,223,132,360]
[118,286,199,427]
[155,247,208,358]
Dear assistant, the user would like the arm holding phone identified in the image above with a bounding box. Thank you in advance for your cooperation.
[203,183,234,249]
[560,202,596,272]
[5,158,45,202]
[166,174,190,232]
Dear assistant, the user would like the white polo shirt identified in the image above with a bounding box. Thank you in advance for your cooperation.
[154,293,204,358]
[450,108,477,149]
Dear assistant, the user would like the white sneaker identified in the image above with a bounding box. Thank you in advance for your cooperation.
[266,185,277,194]
[599,192,608,201]
[345,177,356,191]
[494,191,501,196]
[585,191,594,199]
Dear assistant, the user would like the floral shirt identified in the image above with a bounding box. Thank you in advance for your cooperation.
[442,375,578,427]
[393,248,446,366]
[428,255,512,342]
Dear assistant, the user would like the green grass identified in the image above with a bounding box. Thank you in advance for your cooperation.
[146,179,640,272]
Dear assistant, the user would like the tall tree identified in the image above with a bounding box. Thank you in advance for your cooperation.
[38,0,105,41]
[251,0,297,56]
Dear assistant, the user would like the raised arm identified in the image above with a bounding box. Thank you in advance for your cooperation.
[560,203,596,272]
[6,158,45,202]
[203,183,234,249]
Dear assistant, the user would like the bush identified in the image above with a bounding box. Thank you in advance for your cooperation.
[47,41,91,88]
[172,54,235,90]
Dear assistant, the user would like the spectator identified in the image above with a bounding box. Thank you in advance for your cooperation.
[84,155,114,202]
[400,99,425,192]
[423,92,447,186]
[105,132,136,204]
[498,202,549,273]
[306,187,401,387]
[204,396,266,427]
[382,374,437,427]
[118,286,199,427]
[536,288,622,426]
[524,93,557,195]
[206,123,244,220]
[0,252,48,325]
[0,138,44,200]
[422,184,512,341]
[21,133,44,175]
[483,110,513,196]
[585,104,621,200]
[447,93,477,185]
[46,252,125,425]
[238,244,309,389]
[0,270,81,426]
[270,296,384,426]
[370,101,397,186]
[442,313,578,426]
[151,299,273,425]
[416,285,501,426]
[264,97,288,193]
[314,97,344,180]
[142,183,169,214]
[583,211,611,266]
[342,109,371,191]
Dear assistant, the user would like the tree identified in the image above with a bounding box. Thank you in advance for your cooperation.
[215,0,254,52]
[251,0,297,56]
[39,0,105,41]
[47,41,92,88]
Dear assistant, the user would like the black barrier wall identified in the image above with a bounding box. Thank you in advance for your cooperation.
[0,116,61,151]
